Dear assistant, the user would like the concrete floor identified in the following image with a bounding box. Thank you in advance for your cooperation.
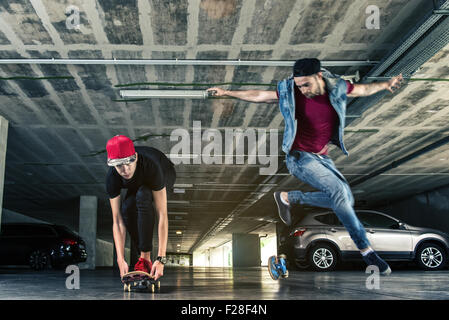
[1,266,449,300]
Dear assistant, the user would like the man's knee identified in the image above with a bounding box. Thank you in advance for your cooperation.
[330,184,352,209]
[344,185,355,207]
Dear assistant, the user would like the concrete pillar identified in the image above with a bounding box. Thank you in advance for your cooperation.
[0,116,8,229]
[78,196,97,270]
[232,233,261,267]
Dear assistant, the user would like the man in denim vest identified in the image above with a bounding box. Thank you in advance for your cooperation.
[208,58,403,275]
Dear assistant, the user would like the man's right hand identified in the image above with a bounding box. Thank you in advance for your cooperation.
[207,87,227,96]
[118,260,129,278]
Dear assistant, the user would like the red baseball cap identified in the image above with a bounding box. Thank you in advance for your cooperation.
[106,135,136,166]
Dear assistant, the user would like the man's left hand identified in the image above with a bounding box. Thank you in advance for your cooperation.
[386,73,403,93]
[151,261,164,280]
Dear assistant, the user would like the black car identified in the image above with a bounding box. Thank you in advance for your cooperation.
[0,223,87,270]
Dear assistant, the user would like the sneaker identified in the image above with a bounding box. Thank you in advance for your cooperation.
[268,255,289,280]
[278,254,289,279]
[268,256,280,280]
[274,192,292,226]
[363,251,392,275]
[134,258,153,273]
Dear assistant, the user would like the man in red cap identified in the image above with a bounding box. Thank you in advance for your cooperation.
[106,135,176,280]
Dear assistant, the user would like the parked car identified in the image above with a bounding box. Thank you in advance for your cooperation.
[279,210,449,271]
[0,223,87,270]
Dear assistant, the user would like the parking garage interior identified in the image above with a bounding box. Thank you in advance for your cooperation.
[1,0,449,302]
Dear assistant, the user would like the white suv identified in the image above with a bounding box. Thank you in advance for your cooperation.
[279,210,449,271]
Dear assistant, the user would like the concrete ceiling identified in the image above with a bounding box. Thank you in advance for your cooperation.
[1,0,448,254]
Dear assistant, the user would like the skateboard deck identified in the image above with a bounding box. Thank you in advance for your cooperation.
[121,271,161,292]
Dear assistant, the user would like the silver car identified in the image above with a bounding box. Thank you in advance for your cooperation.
[279,210,449,271]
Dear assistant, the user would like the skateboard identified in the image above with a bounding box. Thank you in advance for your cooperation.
[121,271,161,292]
[268,254,289,280]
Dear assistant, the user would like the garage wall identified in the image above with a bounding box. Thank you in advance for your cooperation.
[375,185,449,234]
[1,209,50,224]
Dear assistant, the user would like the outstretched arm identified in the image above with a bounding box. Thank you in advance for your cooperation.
[207,87,278,103]
[110,196,128,278]
[348,74,403,97]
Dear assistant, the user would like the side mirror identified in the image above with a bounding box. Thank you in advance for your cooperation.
[398,222,406,230]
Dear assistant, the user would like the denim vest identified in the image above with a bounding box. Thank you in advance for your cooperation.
[277,69,349,155]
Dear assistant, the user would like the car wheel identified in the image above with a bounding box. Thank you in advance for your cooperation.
[309,244,338,271]
[416,243,447,271]
[29,250,49,271]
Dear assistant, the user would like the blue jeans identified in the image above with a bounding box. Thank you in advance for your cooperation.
[286,150,370,250]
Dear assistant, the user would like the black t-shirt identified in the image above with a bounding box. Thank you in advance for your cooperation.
[106,146,173,199]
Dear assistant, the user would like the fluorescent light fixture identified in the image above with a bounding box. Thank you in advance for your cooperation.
[174,184,193,188]
[433,9,449,15]
[168,200,190,205]
[173,188,185,194]
[197,183,277,187]
[176,231,183,235]
[177,244,181,247]
[120,90,214,99]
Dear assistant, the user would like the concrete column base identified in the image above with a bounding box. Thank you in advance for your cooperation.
[78,196,98,270]
[232,233,261,267]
